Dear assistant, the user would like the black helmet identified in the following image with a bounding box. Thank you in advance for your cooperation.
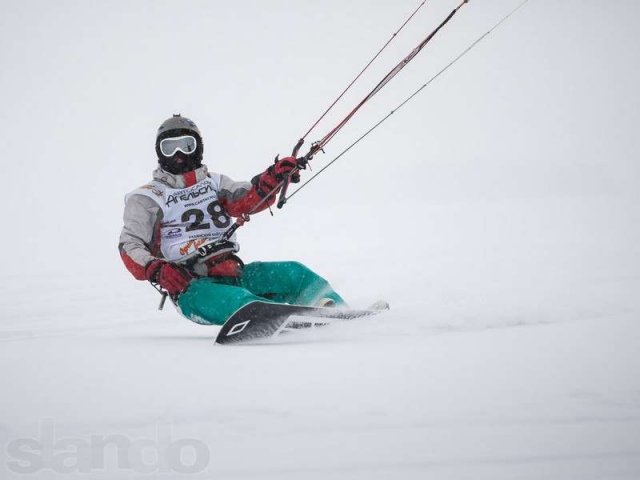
[155,114,204,174]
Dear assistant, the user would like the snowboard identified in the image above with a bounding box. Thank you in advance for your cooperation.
[215,301,388,345]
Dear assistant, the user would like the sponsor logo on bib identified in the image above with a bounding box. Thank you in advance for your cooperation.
[166,184,214,207]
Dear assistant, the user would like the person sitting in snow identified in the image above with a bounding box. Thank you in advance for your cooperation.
[119,114,344,325]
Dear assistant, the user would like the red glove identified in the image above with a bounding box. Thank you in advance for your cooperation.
[145,260,193,296]
[252,156,301,198]
[272,156,300,182]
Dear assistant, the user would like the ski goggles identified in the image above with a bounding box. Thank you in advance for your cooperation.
[159,135,198,157]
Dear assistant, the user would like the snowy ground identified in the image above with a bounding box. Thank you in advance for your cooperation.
[2,196,639,479]
[2,0,640,478]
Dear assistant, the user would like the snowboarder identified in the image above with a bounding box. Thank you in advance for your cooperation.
[119,114,346,326]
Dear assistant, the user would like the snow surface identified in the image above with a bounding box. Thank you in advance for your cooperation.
[1,1,640,479]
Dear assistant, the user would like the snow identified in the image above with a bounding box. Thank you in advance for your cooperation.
[1,0,640,478]
[2,196,639,479]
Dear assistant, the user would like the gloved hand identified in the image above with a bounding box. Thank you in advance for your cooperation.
[252,156,302,198]
[271,156,301,183]
[145,259,193,296]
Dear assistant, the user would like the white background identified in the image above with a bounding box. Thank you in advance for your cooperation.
[1,1,639,478]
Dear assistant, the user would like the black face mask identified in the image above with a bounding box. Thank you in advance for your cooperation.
[158,150,202,175]
[156,129,204,174]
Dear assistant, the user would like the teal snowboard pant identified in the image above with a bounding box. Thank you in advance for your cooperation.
[178,261,346,326]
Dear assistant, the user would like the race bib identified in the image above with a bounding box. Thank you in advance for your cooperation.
[129,175,238,262]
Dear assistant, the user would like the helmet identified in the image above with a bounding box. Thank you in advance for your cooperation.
[155,114,204,174]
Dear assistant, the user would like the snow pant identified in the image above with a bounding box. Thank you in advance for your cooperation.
[177,261,346,326]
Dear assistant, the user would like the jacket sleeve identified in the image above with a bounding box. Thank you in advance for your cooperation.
[217,174,276,217]
[118,194,163,280]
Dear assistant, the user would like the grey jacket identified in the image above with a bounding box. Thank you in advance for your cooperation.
[119,165,259,280]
